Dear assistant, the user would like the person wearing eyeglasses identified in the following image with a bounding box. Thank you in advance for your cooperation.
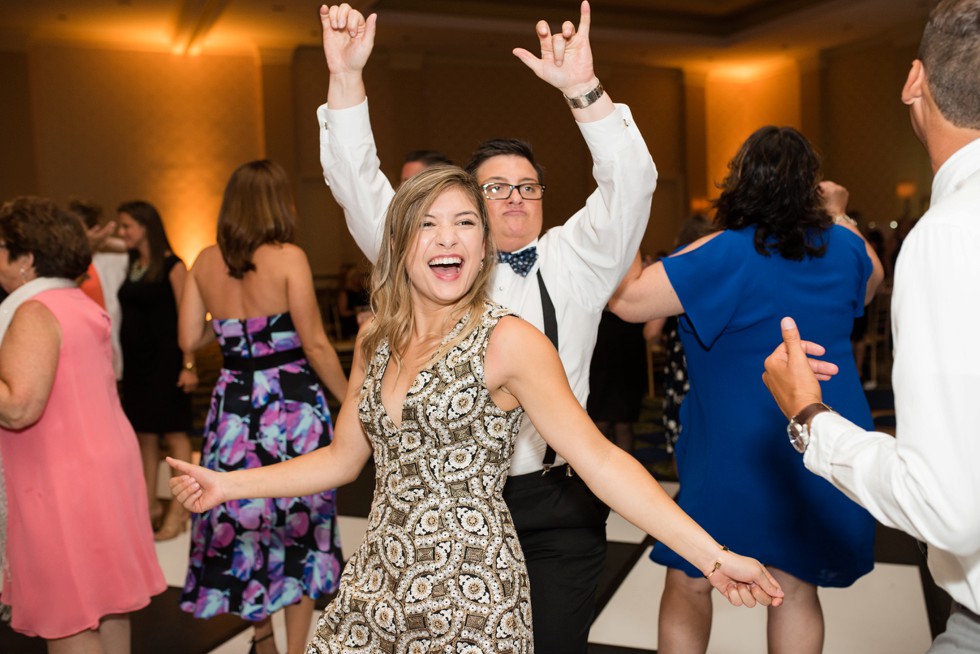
[317,2,655,652]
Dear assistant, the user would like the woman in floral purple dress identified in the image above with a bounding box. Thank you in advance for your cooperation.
[177,160,349,654]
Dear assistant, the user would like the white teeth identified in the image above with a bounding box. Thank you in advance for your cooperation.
[430,257,462,266]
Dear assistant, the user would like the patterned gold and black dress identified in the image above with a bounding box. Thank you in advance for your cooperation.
[307,302,533,654]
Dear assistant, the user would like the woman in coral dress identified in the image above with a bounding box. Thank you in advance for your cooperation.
[0,197,165,652]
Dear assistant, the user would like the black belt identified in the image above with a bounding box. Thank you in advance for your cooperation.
[222,347,305,371]
[504,464,573,490]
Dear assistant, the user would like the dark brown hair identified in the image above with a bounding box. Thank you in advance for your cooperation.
[68,198,104,229]
[713,126,830,260]
[0,196,91,279]
[217,160,296,279]
[465,138,545,183]
[116,200,174,283]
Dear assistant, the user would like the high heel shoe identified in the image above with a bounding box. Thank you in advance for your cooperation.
[153,506,189,541]
[248,631,275,654]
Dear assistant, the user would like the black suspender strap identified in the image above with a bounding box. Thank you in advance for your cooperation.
[536,270,559,470]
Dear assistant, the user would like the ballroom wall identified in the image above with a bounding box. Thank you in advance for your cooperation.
[0,17,932,275]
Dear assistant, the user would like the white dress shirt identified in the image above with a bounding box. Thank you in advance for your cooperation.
[92,251,129,380]
[806,137,980,614]
[318,99,657,475]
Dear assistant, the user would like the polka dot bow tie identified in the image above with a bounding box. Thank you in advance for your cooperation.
[498,247,538,277]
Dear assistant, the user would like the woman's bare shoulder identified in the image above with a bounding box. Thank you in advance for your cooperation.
[252,242,309,268]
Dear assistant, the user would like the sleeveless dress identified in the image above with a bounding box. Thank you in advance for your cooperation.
[307,303,533,654]
[651,226,876,587]
[118,254,192,433]
[0,288,165,638]
[180,313,342,620]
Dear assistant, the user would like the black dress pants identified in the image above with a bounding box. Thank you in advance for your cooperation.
[503,466,610,654]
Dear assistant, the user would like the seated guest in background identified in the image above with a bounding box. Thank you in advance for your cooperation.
[400,149,452,182]
[167,165,783,653]
[764,0,980,649]
[116,200,197,539]
[177,159,348,654]
[0,196,165,652]
[317,4,657,651]
[609,127,884,654]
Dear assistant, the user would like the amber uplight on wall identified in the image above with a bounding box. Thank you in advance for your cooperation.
[27,45,262,265]
[703,59,802,197]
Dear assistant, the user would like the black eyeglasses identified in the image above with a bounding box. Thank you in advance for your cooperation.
[480,182,546,201]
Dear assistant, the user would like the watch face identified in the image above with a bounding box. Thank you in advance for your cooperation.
[787,421,808,453]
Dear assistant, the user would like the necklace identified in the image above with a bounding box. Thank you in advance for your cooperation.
[129,261,149,282]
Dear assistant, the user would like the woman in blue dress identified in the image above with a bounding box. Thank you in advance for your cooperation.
[177,160,349,654]
[610,126,885,654]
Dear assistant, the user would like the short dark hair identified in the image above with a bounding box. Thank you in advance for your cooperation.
[68,198,104,229]
[0,196,91,279]
[918,0,980,129]
[403,149,452,167]
[464,138,545,183]
[713,126,830,261]
[116,199,174,283]
[217,159,296,279]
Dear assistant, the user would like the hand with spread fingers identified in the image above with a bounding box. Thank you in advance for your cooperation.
[763,317,833,419]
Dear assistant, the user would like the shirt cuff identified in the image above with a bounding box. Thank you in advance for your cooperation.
[317,98,372,145]
[577,103,642,161]
[803,410,862,478]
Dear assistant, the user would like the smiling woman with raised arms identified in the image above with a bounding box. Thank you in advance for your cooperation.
[167,166,783,653]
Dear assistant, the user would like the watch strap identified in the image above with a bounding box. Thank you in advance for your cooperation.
[792,402,833,431]
[564,81,604,109]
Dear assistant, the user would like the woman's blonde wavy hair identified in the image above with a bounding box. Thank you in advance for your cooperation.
[360,165,497,367]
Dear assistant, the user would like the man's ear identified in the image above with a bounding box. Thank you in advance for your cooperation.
[901,59,925,106]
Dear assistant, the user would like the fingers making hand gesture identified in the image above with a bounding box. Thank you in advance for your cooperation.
[763,317,835,419]
[512,0,598,98]
[320,3,376,76]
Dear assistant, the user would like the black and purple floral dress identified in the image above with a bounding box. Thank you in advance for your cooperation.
[180,312,342,621]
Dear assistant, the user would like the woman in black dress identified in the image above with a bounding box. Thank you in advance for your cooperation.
[117,200,196,540]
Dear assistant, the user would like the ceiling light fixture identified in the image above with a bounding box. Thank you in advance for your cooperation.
[172,0,229,56]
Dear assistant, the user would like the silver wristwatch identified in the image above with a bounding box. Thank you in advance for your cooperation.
[564,81,604,109]
[787,402,833,453]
